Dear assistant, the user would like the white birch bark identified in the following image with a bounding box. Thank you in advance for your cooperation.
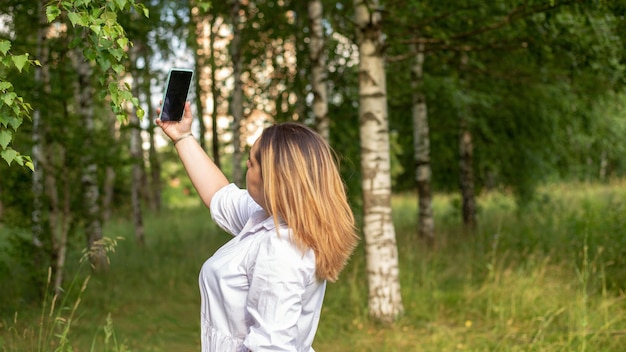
[308,0,329,142]
[192,5,208,153]
[32,0,47,253]
[411,43,435,246]
[209,15,222,168]
[48,171,71,294]
[230,0,244,186]
[354,0,403,324]
[73,49,107,272]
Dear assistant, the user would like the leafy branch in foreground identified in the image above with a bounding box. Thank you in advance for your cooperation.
[45,0,149,122]
[0,39,38,169]
[1,0,150,170]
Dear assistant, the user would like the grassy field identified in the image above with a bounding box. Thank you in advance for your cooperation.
[1,181,626,351]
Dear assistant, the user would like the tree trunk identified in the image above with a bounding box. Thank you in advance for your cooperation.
[129,45,145,246]
[308,0,329,142]
[31,1,47,292]
[458,53,477,230]
[411,42,435,246]
[50,173,71,295]
[230,0,244,186]
[192,6,208,153]
[73,49,107,272]
[354,0,404,324]
[143,58,162,212]
[209,14,222,168]
[130,117,145,246]
[32,0,48,262]
[102,109,117,222]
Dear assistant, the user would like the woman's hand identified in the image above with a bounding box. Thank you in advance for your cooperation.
[155,101,193,142]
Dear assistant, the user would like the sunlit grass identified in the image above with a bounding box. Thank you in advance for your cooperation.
[2,181,626,351]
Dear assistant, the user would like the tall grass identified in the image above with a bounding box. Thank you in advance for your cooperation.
[2,181,626,351]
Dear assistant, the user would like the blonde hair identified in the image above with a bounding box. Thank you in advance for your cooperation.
[256,122,359,282]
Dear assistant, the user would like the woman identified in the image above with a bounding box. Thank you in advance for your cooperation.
[156,102,359,352]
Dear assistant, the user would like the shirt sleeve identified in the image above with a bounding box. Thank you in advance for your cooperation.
[210,183,261,236]
[243,231,314,352]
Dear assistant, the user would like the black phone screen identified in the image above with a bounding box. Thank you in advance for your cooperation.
[160,69,193,121]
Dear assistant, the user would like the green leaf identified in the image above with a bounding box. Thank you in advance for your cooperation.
[112,64,124,74]
[136,108,145,119]
[116,37,128,49]
[115,0,127,11]
[98,57,111,71]
[46,5,61,23]
[68,11,89,27]
[198,2,212,12]
[12,54,29,72]
[68,12,81,26]
[90,24,101,35]
[2,91,17,105]
[83,47,97,61]
[1,148,18,166]
[7,114,23,129]
[91,7,103,18]
[0,40,10,55]
[0,129,12,148]
[111,48,124,61]
[25,158,34,171]
[0,81,11,91]
[109,85,120,105]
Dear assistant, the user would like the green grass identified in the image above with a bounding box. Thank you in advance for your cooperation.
[2,181,626,351]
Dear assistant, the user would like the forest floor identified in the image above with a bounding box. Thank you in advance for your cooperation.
[2,180,626,351]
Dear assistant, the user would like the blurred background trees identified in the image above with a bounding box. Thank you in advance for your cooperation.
[1,0,625,323]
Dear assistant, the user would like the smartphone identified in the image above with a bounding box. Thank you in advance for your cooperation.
[159,68,194,121]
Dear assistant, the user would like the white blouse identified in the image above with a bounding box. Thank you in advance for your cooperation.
[200,183,326,352]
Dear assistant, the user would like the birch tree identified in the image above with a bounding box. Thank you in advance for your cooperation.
[129,45,146,246]
[308,0,329,142]
[208,15,222,168]
[410,42,435,245]
[353,0,403,323]
[32,0,48,266]
[71,50,107,272]
[191,3,208,153]
[46,0,149,272]
[230,0,244,186]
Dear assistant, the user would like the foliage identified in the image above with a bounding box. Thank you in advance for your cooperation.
[0,236,129,352]
[0,0,150,170]
[384,0,626,202]
[45,0,149,122]
[0,39,37,169]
